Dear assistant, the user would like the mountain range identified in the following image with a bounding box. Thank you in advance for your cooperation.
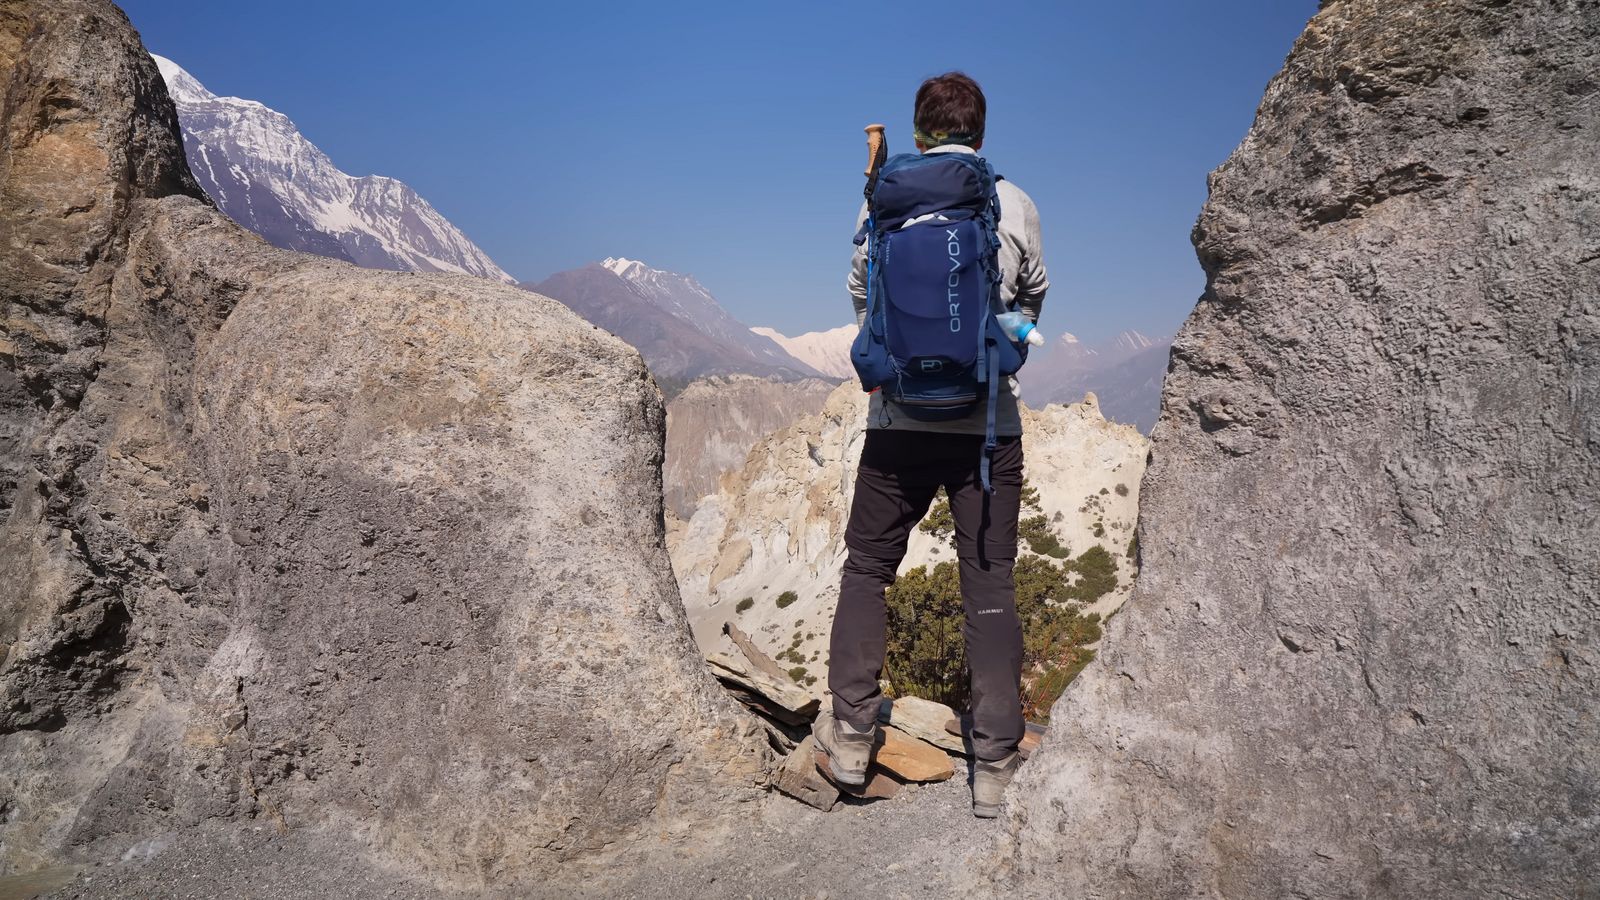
[151,55,514,283]
[1020,330,1173,432]
[749,325,856,380]
[526,259,823,388]
[151,52,1171,416]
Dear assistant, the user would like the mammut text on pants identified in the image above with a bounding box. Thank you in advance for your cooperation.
[826,428,1025,762]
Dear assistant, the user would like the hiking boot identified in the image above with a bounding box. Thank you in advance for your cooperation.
[971,750,1022,818]
[812,710,875,786]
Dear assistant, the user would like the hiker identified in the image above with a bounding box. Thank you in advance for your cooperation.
[815,72,1049,818]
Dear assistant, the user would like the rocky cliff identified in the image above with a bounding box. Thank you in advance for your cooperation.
[663,375,839,519]
[0,1,767,889]
[995,1,1599,896]
[671,383,1147,685]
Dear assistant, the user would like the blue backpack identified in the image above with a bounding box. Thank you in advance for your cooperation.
[849,150,1028,492]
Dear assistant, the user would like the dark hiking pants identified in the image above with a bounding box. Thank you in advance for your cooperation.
[827,428,1025,762]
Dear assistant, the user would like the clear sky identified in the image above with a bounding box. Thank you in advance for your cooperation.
[120,1,1317,343]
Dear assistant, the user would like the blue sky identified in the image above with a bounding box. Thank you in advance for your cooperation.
[121,1,1317,343]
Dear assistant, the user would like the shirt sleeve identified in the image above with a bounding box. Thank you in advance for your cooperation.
[1012,191,1049,323]
[847,199,870,328]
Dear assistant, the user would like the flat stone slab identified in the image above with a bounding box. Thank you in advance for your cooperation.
[878,696,966,755]
[774,736,838,811]
[875,725,954,782]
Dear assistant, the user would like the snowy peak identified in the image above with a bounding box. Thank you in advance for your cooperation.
[1111,330,1155,354]
[750,325,856,380]
[602,256,645,279]
[527,260,824,383]
[151,53,514,284]
[151,54,215,105]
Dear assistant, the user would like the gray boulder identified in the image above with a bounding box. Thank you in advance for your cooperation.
[995,1,1599,897]
[0,0,768,888]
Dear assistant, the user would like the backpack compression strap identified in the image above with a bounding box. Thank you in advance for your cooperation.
[981,342,999,494]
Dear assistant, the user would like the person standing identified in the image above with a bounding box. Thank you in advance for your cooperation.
[813,71,1049,818]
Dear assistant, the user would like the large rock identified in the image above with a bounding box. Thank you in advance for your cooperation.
[0,0,769,887]
[995,2,1599,897]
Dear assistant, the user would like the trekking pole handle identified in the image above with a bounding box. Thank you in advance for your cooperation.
[863,124,886,177]
[863,124,887,200]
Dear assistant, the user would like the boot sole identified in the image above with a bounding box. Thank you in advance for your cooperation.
[973,803,1000,818]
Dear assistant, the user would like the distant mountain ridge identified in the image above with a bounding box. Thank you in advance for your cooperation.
[749,325,855,380]
[151,55,514,283]
[527,258,822,387]
[1021,329,1172,432]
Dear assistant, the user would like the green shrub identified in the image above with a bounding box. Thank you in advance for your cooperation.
[775,590,798,609]
[787,665,809,682]
[1126,533,1139,560]
[1069,545,1119,603]
[917,488,954,539]
[1019,514,1069,559]
[735,597,754,614]
[885,557,1104,716]
[1114,482,1130,497]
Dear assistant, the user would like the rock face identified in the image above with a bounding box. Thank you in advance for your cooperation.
[0,1,767,887]
[997,2,1600,896]
[671,383,1147,684]
[663,374,838,518]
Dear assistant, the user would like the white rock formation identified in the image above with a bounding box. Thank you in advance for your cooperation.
[669,383,1148,687]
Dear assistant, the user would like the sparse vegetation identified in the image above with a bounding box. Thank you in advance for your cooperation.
[884,557,1103,719]
[917,488,954,538]
[1020,514,1070,559]
[1114,482,1130,497]
[775,590,798,609]
[787,665,809,683]
[735,597,754,614]
[1069,545,1119,602]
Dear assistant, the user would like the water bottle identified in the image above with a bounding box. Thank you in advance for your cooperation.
[996,311,1044,346]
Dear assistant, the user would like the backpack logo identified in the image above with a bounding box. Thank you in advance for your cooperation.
[920,359,944,373]
[947,228,962,332]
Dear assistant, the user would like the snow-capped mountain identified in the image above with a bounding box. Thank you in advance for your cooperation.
[151,55,513,283]
[749,324,856,380]
[527,259,822,387]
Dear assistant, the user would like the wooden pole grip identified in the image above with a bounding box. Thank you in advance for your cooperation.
[864,124,886,177]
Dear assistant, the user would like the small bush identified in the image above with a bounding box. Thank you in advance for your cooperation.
[1020,482,1043,512]
[1019,514,1069,559]
[787,665,809,682]
[1068,545,1119,603]
[735,597,754,614]
[886,557,1104,715]
[1114,482,1130,497]
[1126,533,1139,560]
[918,488,954,539]
[776,591,798,609]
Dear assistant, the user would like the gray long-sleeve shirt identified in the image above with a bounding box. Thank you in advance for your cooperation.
[848,144,1049,436]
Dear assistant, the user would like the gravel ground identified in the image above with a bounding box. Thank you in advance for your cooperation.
[33,757,1007,900]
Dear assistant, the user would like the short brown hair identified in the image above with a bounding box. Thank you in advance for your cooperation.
[913,72,986,146]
